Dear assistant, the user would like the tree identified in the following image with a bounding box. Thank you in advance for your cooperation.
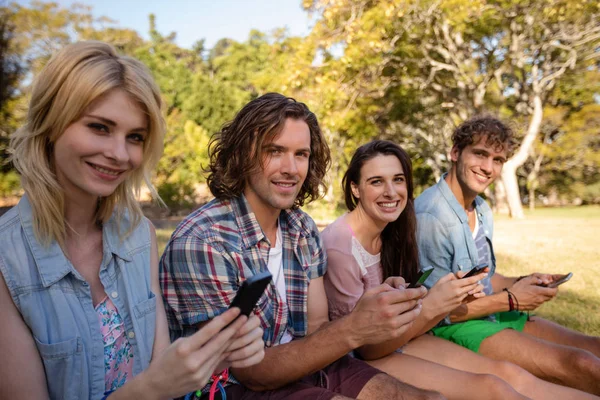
[302,0,600,216]
[540,103,600,204]
[0,5,23,184]
[494,0,600,217]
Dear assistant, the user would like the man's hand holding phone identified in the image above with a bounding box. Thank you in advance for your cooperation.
[348,282,426,347]
[509,275,557,311]
[534,272,572,289]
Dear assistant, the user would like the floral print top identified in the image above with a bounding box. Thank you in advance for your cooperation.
[95,296,135,392]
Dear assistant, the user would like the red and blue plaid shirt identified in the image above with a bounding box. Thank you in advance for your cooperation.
[159,194,327,348]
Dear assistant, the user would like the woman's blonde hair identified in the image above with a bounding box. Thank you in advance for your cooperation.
[10,41,165,247]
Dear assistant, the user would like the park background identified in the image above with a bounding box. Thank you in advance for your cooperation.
[0,0,598,335]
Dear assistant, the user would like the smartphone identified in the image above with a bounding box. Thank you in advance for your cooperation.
[229,270,272,316]
[541,272,573,288]
[461,263,488,279]
[407,266,434,288]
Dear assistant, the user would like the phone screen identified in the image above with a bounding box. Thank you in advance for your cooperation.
[409,266,434,288]
[545,272,573,288]
[229,271,272,316]
[462,264,488,279]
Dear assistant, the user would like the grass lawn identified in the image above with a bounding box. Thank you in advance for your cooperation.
[493,205,600,336]
[156,205,600,336]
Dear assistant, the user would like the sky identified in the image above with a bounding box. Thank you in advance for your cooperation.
[20,0,316,49]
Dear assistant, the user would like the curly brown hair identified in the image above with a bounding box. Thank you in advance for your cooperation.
[206,93,331,207]
[452,116,517,157]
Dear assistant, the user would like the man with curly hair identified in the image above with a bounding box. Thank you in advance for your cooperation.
[415,116,600,394]
[160,93,440,399]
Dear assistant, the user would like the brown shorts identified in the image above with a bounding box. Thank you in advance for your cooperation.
[218,354,382,400]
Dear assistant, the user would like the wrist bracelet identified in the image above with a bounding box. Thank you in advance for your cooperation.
[503,288,514,311]
[503,288,520,312]
[505,288,520,312]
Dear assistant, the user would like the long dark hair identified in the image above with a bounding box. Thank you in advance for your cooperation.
[342,140,419,283]
[206,93,331,207]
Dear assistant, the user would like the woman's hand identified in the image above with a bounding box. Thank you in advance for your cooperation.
[383,276,407,289]
[422,272,487,319]
[216,314,265,372]
[137,307,247,400]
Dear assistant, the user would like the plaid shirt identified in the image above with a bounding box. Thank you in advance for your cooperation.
[160,194,327,348]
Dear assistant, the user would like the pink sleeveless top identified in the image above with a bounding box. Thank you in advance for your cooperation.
[95,296,135,392]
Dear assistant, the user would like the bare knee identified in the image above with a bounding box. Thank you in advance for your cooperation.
[570,349,600,375]
[419,391,446,400]
[357,373,446,400]
[491,360,531,389]
[406,390,446,400]
[478,374,521,399]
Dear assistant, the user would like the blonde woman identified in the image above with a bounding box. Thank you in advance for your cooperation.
[0,41,264,400]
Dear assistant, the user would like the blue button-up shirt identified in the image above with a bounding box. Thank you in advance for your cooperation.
[0,195,156,400]
[415,174,497,324]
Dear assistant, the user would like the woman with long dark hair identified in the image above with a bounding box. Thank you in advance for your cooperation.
[323,140,594,400]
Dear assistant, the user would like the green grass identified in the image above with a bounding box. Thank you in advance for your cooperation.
[156,205,600,336]
[493,206,600,335]
[156,229,173,255]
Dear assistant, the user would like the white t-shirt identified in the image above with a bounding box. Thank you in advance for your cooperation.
[267,225,293,345]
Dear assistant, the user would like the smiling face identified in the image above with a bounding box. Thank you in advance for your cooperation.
[244,118,311,219]
[351,154,408,227]
[53,89,148,204]
[451,134,508,197]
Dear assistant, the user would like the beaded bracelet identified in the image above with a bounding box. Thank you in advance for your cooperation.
[503,288,519,312]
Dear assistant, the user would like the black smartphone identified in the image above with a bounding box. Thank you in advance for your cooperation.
[229,270,272,316]
[461,263,488,279]
[541,272,573,288]
[407,266,434,288]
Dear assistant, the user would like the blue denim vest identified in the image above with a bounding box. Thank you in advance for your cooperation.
[415,174,497,324]
[0,196,156,400]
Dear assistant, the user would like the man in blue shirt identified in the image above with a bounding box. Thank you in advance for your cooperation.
[415,116,600,395]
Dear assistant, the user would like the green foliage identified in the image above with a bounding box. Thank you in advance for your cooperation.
[0,170,20,196]
[155,117,211,208]
[1,0,598,212]
[134,15,201,115]
[181,74,251,135]
[301,0,600,209]
[532,102,600,204]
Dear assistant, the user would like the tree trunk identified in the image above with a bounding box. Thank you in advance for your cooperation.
[529,187,535,211]
[501,95,544,219]
[527,153,544,211]
[493,179,510,215]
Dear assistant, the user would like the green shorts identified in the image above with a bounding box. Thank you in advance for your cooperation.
[431,311,528,353]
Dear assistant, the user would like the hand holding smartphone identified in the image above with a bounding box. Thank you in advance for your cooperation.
[461,263,488,279]
[539,272,572,288]
[407,266,434,288]
[229,270,272,316]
